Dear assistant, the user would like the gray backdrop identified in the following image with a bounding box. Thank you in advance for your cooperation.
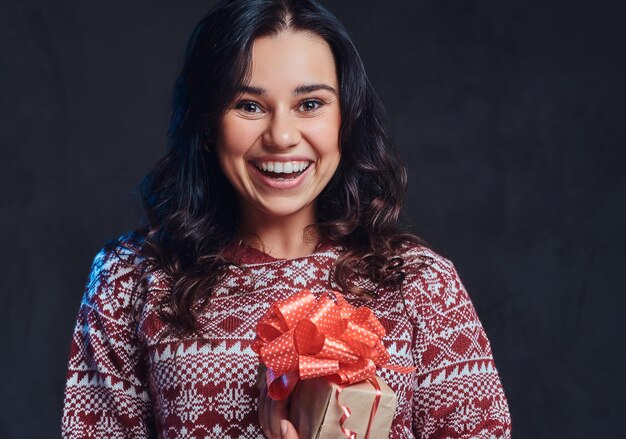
[1,0,625,437]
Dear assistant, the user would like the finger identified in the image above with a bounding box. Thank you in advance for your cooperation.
[269,396,289,438]
[264,388,280,438]
[280,419,299,439]
[258,385,270,438]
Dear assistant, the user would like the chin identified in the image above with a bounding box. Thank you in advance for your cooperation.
[257,200,313,219]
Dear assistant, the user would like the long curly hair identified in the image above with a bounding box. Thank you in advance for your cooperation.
[130,0,429,335]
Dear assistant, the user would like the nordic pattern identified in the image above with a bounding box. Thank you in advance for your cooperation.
[62,234,512,438]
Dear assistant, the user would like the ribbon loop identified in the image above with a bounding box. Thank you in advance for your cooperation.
[273,289,317,329]
[255,289,416,402]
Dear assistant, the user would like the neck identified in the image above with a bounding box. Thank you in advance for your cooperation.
[237,204,319,260]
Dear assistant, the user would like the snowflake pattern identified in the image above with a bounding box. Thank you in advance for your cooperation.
[208,384,255,422]
[62,234,512,438]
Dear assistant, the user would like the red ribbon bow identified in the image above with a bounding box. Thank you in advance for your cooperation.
[252,289,415,401]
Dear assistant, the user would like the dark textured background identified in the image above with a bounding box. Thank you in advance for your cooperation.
[1,0,625,437]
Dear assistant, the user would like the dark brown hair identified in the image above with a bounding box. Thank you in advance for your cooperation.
[130,0,429,335]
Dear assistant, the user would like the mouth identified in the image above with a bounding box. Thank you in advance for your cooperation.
[248,160,314,189]
[251,160,312,180]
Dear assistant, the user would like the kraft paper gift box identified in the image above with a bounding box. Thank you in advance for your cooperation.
[256,365,397,438]
[253,290,412,438]
[287,375,397,439]
[256,363,397,439]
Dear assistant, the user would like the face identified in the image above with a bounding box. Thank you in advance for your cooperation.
[215,29,341,224]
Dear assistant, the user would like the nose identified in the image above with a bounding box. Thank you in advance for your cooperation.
[262,109,301,150]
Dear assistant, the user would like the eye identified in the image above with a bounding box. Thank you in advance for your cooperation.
[234,101,263,113]
[299,99,324,113]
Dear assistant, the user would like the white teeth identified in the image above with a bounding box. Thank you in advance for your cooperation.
[254,161,310,174]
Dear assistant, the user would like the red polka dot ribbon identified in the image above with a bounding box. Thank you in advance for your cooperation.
[252,289,415,400]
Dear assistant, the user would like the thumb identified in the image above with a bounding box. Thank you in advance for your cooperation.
[280,419,299,439]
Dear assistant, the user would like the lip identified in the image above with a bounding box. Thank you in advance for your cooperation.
[248,161,314,189]
[251,155,315,163]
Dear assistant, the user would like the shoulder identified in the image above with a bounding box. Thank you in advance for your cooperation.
[83,231,150,312]
[398,240,455,276]
[397,240,457,288]
[396,241,471,318]
[87,232,146,283]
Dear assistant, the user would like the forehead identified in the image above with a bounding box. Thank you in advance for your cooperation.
[247,30,338,89]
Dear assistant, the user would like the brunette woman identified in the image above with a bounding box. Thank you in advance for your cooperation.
[62,1,512,438]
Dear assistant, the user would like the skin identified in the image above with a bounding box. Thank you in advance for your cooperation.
[215,28,341,261]
[215,29,342,438]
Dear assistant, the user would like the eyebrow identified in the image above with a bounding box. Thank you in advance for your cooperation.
[236,83,339,97]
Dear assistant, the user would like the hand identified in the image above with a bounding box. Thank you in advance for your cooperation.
[258,375,299,439]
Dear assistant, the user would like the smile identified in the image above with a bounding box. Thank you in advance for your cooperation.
[253,160,311,175]
[248,160,314,189]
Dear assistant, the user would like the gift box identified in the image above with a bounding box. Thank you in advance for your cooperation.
[256,365,396,439]
[253,289,414,438]
[288,375,397,439]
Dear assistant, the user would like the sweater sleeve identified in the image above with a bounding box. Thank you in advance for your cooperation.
[404,253,512,438]
[62,241,155,438]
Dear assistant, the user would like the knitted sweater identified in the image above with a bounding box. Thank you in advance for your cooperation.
[62,234,512,438]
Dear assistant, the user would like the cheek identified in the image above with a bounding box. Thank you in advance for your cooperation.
[217,116,258,159]
[308,113,341,156]
[220,132,242,155]
[215,118,255,177]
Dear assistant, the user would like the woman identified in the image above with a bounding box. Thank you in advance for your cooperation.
[62,0,512,438]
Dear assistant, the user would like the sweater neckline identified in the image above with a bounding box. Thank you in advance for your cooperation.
[220,239,338,265]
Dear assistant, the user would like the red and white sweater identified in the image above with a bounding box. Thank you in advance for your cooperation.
[62,234,512,438]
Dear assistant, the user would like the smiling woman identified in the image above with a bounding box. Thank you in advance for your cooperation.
[216,30,342,241]
[61,0,512,438]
